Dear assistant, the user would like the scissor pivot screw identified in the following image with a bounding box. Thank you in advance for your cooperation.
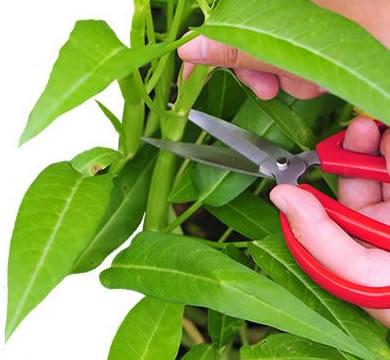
[276,157,289,170]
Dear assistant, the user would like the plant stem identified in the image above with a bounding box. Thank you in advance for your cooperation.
[119,76,144,157]
[119,0,148,158]
[197,0,211,18]
[239,322,249,346]
[144,65,209,230]
[218,228,233,243]
[167,0,174,29]
[182,317,205,345]
[254,178,270,196]
[145,1,156,44]
[133,71,165,117]
[163,200,202,233]
[146,0,186,95]
[174,130,207,182]
[144,52,175,137]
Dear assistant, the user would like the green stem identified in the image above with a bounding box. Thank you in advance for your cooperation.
[118,0,148,158]
[196,0,211,18]
[146,0,187,94]
[182,317,205,345]
[167,0,174,29]
[218,227,233,243]
[239,323,249,346]
[144,65,210,230]
[254,178,270,196]
[163,200,202,233]
[133,71,165,117]
[144,150,178,230]
[119,76,144,157]
[144,52,175,137]
[174,130,207,182]
[145,1,156,44]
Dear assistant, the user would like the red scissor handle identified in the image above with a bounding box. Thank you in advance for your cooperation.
[316,124,390,183]
[281,184,390,308]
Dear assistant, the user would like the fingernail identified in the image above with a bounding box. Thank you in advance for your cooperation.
[270,192,288,213]
[178,36,207,62]
[318,87,327,94]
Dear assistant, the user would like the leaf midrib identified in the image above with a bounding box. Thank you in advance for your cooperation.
[140,302,170,360]
[108,262,367,357]
[202,23,389,101]
[199,345,214,359]
[73,159,154,269]
[224,201,272,236]
[75,150,121,174]
[251,242,380,351]
[34,45,126,121]
[8,175,84,332]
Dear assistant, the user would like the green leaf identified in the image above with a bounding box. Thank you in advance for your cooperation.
[206,191,279,239]
[71,147,123,176]
[249,235,390,359]
[195,69,246,120]
[7,163,113,338]
[240,333,348,360]
[233,98,296,150]
[182,344,218,360]
[207,244,247,349]
[108,297,183,360]
[208,309,243,348]
[72,145,156,273]
[193,164,255,207]
[283,94,345,132]
[254,98,316,150]
[169,164,200,204]
[200,0,390,124]
[96,100,126,141]
[21,20,170,144]
[100,231,373,359]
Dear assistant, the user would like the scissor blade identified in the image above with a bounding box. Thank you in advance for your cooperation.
[187,109,288,166]
[143,138,265,177]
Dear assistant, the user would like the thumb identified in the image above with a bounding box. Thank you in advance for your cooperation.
[269,184,375,286]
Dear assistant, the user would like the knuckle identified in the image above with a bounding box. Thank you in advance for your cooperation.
[222,46,241,67]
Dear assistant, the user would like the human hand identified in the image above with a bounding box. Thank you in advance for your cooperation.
[178,0,390,100]
[270,116,390,327]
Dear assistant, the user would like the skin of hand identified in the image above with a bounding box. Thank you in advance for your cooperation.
[270,116,390,327]
[178,0,390,100]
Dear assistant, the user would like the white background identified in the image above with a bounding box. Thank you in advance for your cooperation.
[0,1,144,359]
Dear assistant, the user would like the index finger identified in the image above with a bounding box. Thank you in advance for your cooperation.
[338,116,382,210]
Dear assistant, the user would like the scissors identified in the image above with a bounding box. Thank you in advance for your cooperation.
[144,109,390,308]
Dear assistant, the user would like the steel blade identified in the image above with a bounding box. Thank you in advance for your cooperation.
[187,109,293,167]
[143,138,266,177]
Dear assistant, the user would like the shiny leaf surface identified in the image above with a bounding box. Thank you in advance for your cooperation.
[108,297,183,360]
[73,146,156,273]
[206,191,279,239]
[240,333,348,360]
[201,0,390,124]
[21,20,169,144]
[7,163,113,337]
[100,231,373,359]
[71,147,123,176]
[182,344,218,360]
[249,235,390,359]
